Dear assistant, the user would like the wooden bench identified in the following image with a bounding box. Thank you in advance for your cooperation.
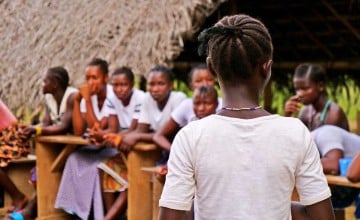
[35,135,88,220]
[0,157,36,216]
[35,135,161,220]
[326,175,360,188]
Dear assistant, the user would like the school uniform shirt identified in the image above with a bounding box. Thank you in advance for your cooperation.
[103,89,145,129]
[160,114,331,220]
[138,91,186,131]
[311,125,360,158]
[171,98,222,127]
[80,84,113,120]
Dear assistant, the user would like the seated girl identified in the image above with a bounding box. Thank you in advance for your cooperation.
[99,66,145,220]
[153,85,218,182]
[4,66,78,220]
[118,65,186,152]
[55,58,118,220]
[284,63,349,131]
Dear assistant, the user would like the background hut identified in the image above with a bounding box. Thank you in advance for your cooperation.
[0,0,226,115]
[1,0,360,124]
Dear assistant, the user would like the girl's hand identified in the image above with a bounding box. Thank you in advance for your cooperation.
[119,133,138,152]
[284,95,302,117]
[103,133,123,148]
[79,84,91,101]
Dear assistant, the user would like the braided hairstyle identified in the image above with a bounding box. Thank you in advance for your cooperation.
[47,66,70,89]
[294,63,326,84]
[112,66,135,83]
[198,14,273,85]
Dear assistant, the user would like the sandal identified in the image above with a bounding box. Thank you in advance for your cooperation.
[4,212,24,220]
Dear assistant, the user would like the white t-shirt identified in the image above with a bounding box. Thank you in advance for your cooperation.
[160,114,331,220]
[171,98,222,127]
[103,89,145,129]
[138,91,186,131]
[311,125,360,158]
[80,84,113,120]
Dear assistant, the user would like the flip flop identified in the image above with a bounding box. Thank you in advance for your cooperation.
[5,212,24,220]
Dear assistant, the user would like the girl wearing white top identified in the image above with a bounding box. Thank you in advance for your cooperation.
[119,65,186,152]
[153,64,218,152]
[55,58,118,220]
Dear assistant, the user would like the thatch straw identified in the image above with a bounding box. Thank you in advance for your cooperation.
[0,0,226,112]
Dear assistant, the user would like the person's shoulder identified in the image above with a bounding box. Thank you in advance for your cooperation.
[270,115,307,128]
[133,88,145,97]
[171,91,187,99]
[329,101,346,115]
[67,86,79,94]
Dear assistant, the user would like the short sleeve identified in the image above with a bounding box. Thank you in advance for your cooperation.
[102,98,116,117]
[313,126,344,157]
[138,99,150,125]
[295,134,331,205]
[171,99,191,127]
[159,126,195,211]
[80,99,86,113]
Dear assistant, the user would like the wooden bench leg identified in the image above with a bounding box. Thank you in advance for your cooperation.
[127,149,160,220]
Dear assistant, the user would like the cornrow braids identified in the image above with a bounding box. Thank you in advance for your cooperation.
[294,63,326,84]
[198,14,273,85]
[111,66,135,83]
[47,66,69,89]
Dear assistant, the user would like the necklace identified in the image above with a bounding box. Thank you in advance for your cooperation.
[221,106,262,111]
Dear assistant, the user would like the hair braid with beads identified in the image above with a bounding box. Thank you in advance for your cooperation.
[198,14,273,85]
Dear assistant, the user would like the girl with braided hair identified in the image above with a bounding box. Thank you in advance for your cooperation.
[159,14,334,219]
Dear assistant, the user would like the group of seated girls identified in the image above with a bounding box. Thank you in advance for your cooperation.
[0,57,219,220]
[3,59,360,219]
[284,62,360,219]
[50,58,220,220]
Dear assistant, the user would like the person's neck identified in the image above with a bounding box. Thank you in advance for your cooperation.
[221,86,260,108]
[219,85,269,118]
[52,87,66,108]
[157,92,171,111]
[97,85,107,108]
[121,90,133,107]
[312,94,328,112]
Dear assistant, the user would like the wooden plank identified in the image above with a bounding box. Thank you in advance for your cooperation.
[127,143,161,220]
[36,135,88,145]
[36,141,74,219]
[326,175,360,188]
[50,144,78,172]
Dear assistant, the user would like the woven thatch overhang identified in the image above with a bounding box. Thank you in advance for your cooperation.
[174,0,360,89]
[0,0,226,111]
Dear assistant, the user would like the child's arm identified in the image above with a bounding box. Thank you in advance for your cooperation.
[347,153,360,182]
[320,149,343,175]
[158,207,186,220]
[72,92,86,136]
[305,198,334,220]
[153,118,180,152]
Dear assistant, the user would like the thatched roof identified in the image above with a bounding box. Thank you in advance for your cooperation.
[0,0,226,111]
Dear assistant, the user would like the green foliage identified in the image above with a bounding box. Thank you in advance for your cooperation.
[269,76,360,120]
